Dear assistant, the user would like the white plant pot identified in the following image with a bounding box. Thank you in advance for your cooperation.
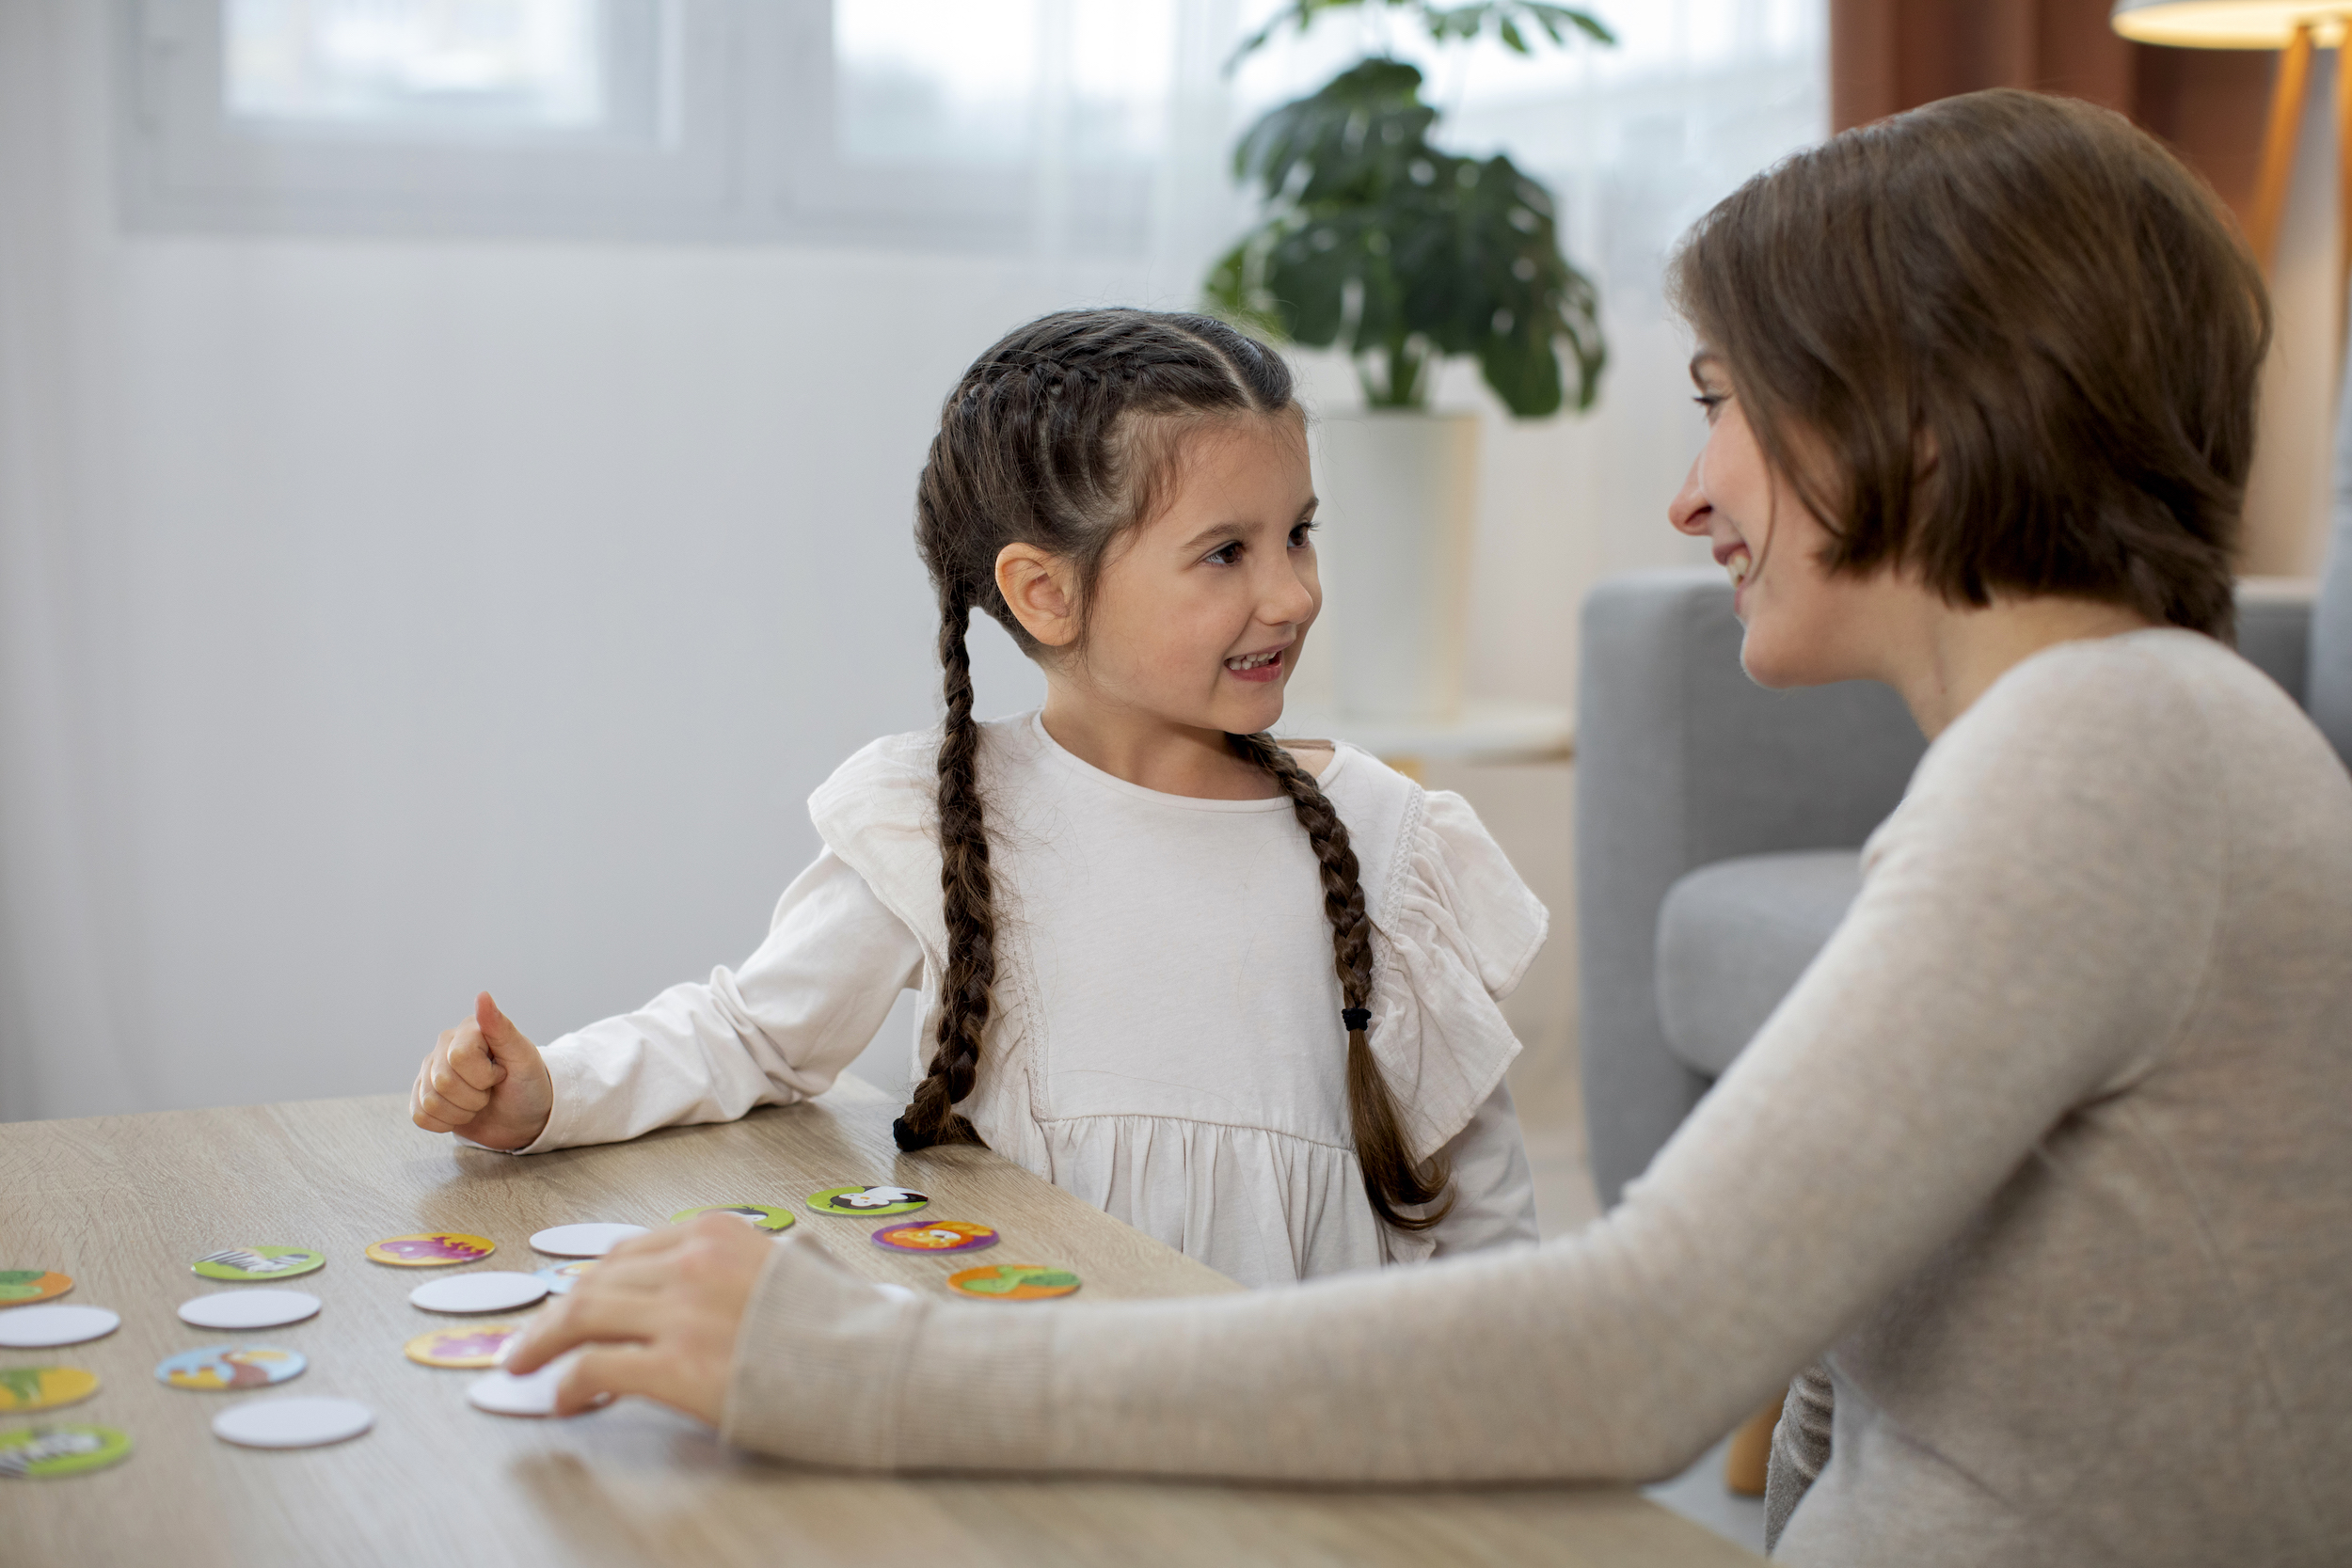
[1308,410,1480,724]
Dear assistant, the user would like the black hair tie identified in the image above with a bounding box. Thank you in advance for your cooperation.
[891,1117,926,1152]
[1342,1007,1372,1033]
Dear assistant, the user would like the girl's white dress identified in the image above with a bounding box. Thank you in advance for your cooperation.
[515,713,1547,1286]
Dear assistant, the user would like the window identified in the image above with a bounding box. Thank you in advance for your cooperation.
[225,0,612,133]
[121,0,742,235]
[118,0,1190,253]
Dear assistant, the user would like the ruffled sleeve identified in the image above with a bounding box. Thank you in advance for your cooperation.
[1359,780,1550,1170]
[806,727,949,973]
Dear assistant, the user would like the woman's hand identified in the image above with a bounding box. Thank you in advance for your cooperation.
[504,1215,773,1423]
[409,990,554,1150]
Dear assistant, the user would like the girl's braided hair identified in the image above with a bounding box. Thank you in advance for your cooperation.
[896,307,1452,1230]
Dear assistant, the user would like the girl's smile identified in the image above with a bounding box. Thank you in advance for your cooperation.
[1224,641,1292,682]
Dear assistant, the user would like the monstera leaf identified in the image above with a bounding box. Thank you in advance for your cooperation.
[1231,57,1435,210]
[1208,58,1604,416]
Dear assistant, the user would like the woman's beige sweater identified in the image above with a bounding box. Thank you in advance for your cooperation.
[719,630,2352,1568]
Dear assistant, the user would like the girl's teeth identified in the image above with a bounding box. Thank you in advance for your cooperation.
[1226,650,1279,671]
[1726,552,1751,588]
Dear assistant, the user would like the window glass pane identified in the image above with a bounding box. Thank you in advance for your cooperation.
[226,0,608,133]
[834,0,1175,168]
[834,0,1039,166]
[1069,0,1174,165]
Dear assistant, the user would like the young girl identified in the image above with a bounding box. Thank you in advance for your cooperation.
[408,309,1546,1287]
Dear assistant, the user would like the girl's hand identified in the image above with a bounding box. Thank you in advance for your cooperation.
[409,990,554,1149]
[503,1215,772,1423]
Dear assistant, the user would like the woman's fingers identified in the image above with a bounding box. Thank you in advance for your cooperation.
[529,1255,678,1312]
[499,1215,767,1433]
[506,1288,660,1372]
[598,1224,701,1267]
[555,1343,675,1417]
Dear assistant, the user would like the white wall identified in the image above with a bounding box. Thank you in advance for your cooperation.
[0,0,1758,1123]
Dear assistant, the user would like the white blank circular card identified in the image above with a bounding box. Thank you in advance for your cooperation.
[177,1290,322,1331]
[212,1396,373,1449]
[0,1305,119,1349]
[528,1224,646,1258]
[408,1272,548,1314]
[467,1350,589,1418]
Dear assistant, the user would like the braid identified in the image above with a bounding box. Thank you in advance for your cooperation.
[893,597,993,1151]
[1228,732,1454,1230]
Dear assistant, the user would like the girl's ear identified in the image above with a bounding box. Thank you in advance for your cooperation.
[995,543,1080,648]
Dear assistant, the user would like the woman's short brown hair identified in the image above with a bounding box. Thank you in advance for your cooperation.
[1669,87,2269,638]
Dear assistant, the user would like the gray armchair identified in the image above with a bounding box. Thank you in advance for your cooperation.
[1575,532,2352,1207]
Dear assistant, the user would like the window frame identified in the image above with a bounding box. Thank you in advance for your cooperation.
[117,0,1170,254]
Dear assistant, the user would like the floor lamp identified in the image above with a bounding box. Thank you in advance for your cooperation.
[2112,2,2352,290]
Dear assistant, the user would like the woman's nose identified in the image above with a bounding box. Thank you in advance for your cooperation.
[1667,454,1711,536]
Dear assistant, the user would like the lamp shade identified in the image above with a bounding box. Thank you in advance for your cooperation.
[2112,1,2351,47]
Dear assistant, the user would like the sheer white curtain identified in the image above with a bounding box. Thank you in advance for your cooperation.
[0,0,147,1120]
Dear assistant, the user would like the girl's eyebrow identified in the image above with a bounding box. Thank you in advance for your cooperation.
[1689,351,1724,387]
[1175,521,1247,553]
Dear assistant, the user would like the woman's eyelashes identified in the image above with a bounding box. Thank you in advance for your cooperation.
[1692,391,1729,420]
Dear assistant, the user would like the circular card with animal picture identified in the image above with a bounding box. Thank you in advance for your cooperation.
[804,1185,929,1218]
[0,1271,72,1307]
[0,1423,132,1479]
[946,1263,1080,1300]
[404,1323,524,1370]
[366,1232,495,1267]
[871,1221,998,1255]
[191,1246,326,1282]
[670,1204,797,1233]
[156,1345,307,1391]
[0,1366,100,1414]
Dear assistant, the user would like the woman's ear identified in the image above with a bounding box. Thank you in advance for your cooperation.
[994,543,1080,648]
[1909,420,1940,482]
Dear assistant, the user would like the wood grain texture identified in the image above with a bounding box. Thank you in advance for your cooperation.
[0,1085,1758,1566]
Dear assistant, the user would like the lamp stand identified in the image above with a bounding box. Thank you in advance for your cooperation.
[2244,23,2352,374]
[2248,24,2314,268]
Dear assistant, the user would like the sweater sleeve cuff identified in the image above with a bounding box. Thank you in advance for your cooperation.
[722,1233,1059,1471]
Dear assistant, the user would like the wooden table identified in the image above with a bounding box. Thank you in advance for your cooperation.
[0,1081,1760,1567]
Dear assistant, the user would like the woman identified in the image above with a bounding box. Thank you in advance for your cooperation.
[503,91,2352,1566]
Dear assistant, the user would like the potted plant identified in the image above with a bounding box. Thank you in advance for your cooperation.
[1208,2,1611,723]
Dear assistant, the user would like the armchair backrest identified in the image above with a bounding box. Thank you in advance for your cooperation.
[2313,386,2352,765]
[1575,571,1924,1202]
